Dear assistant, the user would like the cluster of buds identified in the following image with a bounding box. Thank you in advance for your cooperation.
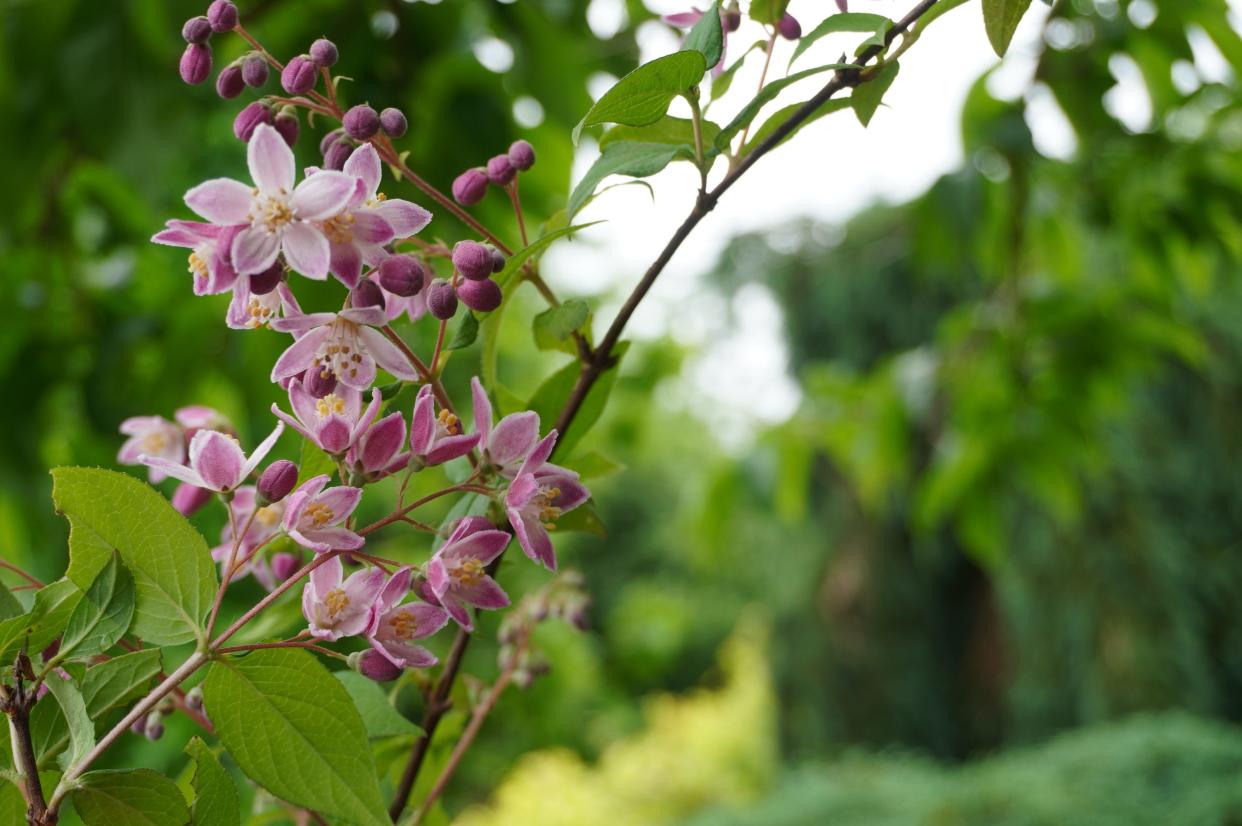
[497,571,591,688]
[452,140,536,206]
[178,1,238,85]
[425,240,506,319]
[319,103,407,171]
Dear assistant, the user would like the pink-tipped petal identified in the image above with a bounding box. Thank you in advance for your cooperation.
[328,242,363,289]
[358,325,419,381]
[190,430,246,491]
[511,509,557,570]
[247,123,296,194]
[312,486,363,523]
[301,525,364,550]
[185,178,252,224]
[471,377,493,444]
[343,142,383,196]
[408,387,435,455]
[379,567,413,610]
[291,170,358,220]
[271,325,331,383]
[318,418,352,454]
[350,211,396,245]
[138,456,204,488]
[281,222,331,279]
[427,557,449,598]
[457,576,510,610]
[271,403,316,444]
[232,225,282,276]
[518,431,558,476]
[351,389,384,444]
[374,199,432,238]
[445,531,510,566]
[488,412,539,472]
[425,432,480,466]
[359,412,406,473]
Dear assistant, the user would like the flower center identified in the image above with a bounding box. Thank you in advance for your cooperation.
[533,485,562,531]
[324,588,349,618]
[188,248,209,279]
[312,318,366,382]
[437,409,460,436]
[244,295,278,328]
[141,432,169,454]
[454,558,485,587]
[316,393,347,419]
[250,189,294,234]
[388,611,417,641]
[321,212,356,244]
[255,505,280,527]
[304,501,335,527]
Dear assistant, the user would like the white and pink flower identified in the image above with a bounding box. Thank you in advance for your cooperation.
[425,516,510,630]
[504,431,591,570]
[272,380,382,456]
[281,474,364,553]
[139,424,282,493]
[367,568,449,668]
[302,554,385,641]
[270,307,418,390]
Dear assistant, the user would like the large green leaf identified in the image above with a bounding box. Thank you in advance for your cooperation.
[52,467,218,646]
[852,61,900,126]
[573,51,707,143]
[568,143,688,220]
[334,672,422,740]
[789,13,892,68]
[73,769,191,826]
[81,649,164,718]
[748,0,791,25]
[983,0,1034,56]
[202,649,389,826]
[185,737,241,826]
[599,115,721,151]
[683,2,723,70]
[57,552,134,663]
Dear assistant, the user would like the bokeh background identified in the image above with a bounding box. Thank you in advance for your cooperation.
[6,0,1242,823]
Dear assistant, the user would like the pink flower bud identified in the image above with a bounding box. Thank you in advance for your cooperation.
[491,248,506,273]
[778,13,802,40]
[507,139,535,171]
[310,38,339,68]
[380,107,407,138]
[281,55,317,95]
[451,168,489,206]
[724,7,742,32]
[207,0,239,32]
[456,278,502,313]
[256,459,298,504]
[486,154,516,186]
[182,16,213,45]
[343,104,380,140]
[319,127,344,156]
[216,64,244,99]
[352,279,386,310]
[426,279,458,320]
[302,367,338,399]
[274,109,299,147]
[378,255,425,296]
[180,44,212,85]
[270,551,302,582]
[250,261,284,295]
[452,240,493,281]
[233,101,274,142]
[355,649,403,682]
[242,54,269,87]
[323,138,354,171]
[172,483,213,517]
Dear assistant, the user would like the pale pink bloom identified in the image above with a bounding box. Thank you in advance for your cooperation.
[272,380,381,456]
[505,431,591,570]
[302,554,385,641]
[150,220,241,295]
[368,567,449,668]
[320,144,432,288]
[210,485,286,587]
[426,516,510,630]
[281,474,364,553]
[409,384,479,468]
[118,416,184,483]
[227,280,302,330]
[270,306,418,389]
[183,124,356,279]
[174,405,233,433]
[347,411,410,481]
[139,424,283,493]
[471,377,539,478]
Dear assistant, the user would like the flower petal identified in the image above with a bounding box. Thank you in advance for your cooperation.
[189,430,246,491]
[457,576,510,610]
[241,421,285,479]
[343,142,382,196]
[425,433,480,466]
[358,325,418,381]
[359,412,406,473]
[444,530,510,566]
[374,199,432,238]
[489,412,540,474]
[232,225,281,275]
[292,170,357,220]
[510,508,557,570]
[281,222,331,280]
[328,242,363,289]
[409,386,434,455]
[300,525,365,551]
[351,210,395,245]
[138,456,204,487]
[185,178,253,224]
[313,486,363,523]
[247,123,295,194]
[271,326,331,383]
[471,377,493,445]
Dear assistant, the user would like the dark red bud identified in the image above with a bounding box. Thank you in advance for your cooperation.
[303,367,338,398]
[490,248,506,273]
[486,154,516,186]
[256,459,298,504]
[216,64,245,99]
[323,138,354,170]
[206,0,239,32]
[380,107,408,138]
[507,139,535,171]
[319,127,345,156]
[242,54,269,87]
[777,13,802,40]
[426,279,459,320]
[352,279,386,310]
[249,264,283,297]
[356,649,403,682]
[343,104,380,141]
[233,101,274,142]
[274,109,299,147]
[180,43,213,85]
[378,255,425,296]
[182,16,213,45]
[456,278,502,313]
[451,168,489,206]
[452,240,493,281]
[309,38,339,67]
[724,9,742,32]
[281,55,317,95]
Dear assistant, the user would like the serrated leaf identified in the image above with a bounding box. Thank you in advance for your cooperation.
[789,13,892,69]
[185,737,241,826]
[58,552,134,662]
[527,342,630,459]
[573,51,707,143]
[334,672,423,740]
[983,0,1034,57]
[81,649,164,718]
[852,61,900,126]
[42,671,93,770]
[203,649,389,826]
[569,143,688,220]
[0,579,83,664]
[533,300,591,353]
[599,115,721,151]
[683,2,723,70]
[53,467,218,646]
[743,97,851,155]
[298,440,338,485]
[74,769,190,826]
[714,64,837,151]
[445,311,480,351]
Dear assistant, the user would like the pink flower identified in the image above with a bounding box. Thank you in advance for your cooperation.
[150,220,241,295]
[302,554,385,641]
[183,124,356,279]
[270,306,418,390]
[281,474,364,553]
[504,432,590,570]
[174,405,233,434]
[272,380,382,456]
[210,485,287,587]
[321,144,432,288]
[471,377,539,478]
[426,516,510,630]
[139,424,283,493]
[118,416,184,483]
[227,280,302,330]
[347,411,410,481]
[409,384,480,468]
[368,568,449,668]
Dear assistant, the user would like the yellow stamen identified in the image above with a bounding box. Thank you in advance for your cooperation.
[304,501,334,527]
[316,393,346,418]
[324,588,349,617]
[388,611,418,640]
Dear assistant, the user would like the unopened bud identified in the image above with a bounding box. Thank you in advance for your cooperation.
[303,367,337,398]
[490,248,506,273]
[270,551,302,581]
[456,278,502,313]
[351,279,386,310]
[723,3,742,32]
[380,107,408,138]
[274,108,300,147]
[344,104,380,140]
[309,38,339,68]
[256,459,298,504]
[378,255,425,296]
[426,279,459,320]
[180,43,213,85]
[452,240,494,281]
[777,13,802,40]
[182,16,213,45]
[249,261,284,295]
[172,483,213,517]
[281,55,317,95]
[144,711,165,740]
[507,139,536,171]
[186,686,204,712]
[242,54,269,87]
[352,649,403,682]
[233,100,274,142]
[206,0,239,32]
[323,138,354,171]
[451,168,489,206]
[486,154,516,186]
[216,63,245,99]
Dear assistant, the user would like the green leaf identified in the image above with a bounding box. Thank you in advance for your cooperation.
[0,582,22,621]
[53,467,218,646]
[748,0,790,25]
[445,311,480,351]
[334,672,423,740]
[528,342,630,459]
[81,649,163,718]
[203,649,389,826]
[0,579,83,663]
[914,0,973,32]
[573,51,707,143]
[74,769,191,826]
[683,2,723,70]
[852,61,900,126]
[298,440,338,485]
[789,13,892,69]
[495,223,603,288]
[569,451,626,481]
[714,65,837,151]
[42,671,94,769]
[983,0,1034,57]
[743,97,851,155]
[599,115,721,151]
[185,737,241,826]
[569,143,688,220]
[0,778,25,823]
[58,552,134,663]
[555,500,606,537]
[533,300,591,354]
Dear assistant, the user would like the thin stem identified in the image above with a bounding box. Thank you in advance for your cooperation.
[508,181,529,248]
[205,507,259,641]
[687,92,708,191]
[0,561,42,589]
[431,318,448,374]
[358,482,489,538]
[210,551,342,649]
[734,31,778,160]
